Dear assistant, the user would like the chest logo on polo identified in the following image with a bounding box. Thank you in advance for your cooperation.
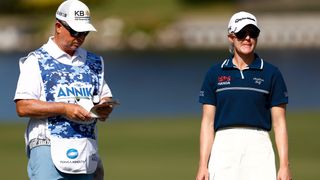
[217,76,231,85]
[55,83,94,101]
[253,77,264,85]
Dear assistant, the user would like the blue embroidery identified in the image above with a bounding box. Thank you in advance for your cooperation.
[35,48,103,139]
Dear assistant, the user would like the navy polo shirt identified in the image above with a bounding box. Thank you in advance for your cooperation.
[199,54,288,131]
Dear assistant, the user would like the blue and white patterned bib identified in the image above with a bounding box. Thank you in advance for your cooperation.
[35,48,103,139]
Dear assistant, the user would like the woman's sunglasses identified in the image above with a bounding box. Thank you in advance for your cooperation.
[58,20,89,37]
[235,27,260,39]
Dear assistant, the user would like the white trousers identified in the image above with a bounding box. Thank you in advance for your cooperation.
[208,128,276,180]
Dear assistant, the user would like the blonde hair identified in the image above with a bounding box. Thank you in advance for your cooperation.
[228,43,234,54]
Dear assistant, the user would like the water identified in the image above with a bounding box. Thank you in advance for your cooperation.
[1,49,319,122]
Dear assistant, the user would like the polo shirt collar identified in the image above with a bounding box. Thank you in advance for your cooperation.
[43,37,86,61]
[221,53,264,70]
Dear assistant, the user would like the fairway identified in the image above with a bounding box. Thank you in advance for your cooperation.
[0,112,319,179]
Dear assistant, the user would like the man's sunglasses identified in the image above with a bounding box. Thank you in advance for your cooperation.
[58,20,89,37]
[235,27,260,39]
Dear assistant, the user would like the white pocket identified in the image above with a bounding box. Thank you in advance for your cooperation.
[50,136,99,174]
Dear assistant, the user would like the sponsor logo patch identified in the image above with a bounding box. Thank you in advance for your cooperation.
[235,17,255,23]
[66,148,78,159]
[57,11,67,17]
[218,76,231,85]
[74,10,90,21]
[199,91,204,97]
[253,77,264,85]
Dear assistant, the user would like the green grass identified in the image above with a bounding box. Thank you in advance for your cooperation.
[99,117,199,179]
[0,111,319,179]
[285,111,320,179]
[0,122,27,179]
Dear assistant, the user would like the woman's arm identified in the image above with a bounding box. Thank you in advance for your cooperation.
[271,104,292,180]
[196,104,216,180]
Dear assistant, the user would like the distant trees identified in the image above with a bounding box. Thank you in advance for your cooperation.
[0,0,104,14]
[180,0,235,5]
[0,1,20,13]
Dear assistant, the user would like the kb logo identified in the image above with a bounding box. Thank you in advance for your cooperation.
[75,10,85,16]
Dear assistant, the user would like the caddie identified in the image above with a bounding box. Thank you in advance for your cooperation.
[14,0,113,179]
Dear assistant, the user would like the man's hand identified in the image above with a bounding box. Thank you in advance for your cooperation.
[95,106,113,120]
[64,103,92,122]
[91,98,119,121]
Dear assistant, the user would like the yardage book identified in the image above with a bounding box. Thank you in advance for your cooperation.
[90,100,120,118]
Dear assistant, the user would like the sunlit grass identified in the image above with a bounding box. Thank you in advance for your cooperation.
[0,111,319,179]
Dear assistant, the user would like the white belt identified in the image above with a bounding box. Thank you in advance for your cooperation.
[29,138,51,149]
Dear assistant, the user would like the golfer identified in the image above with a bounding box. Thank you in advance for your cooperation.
[14,0,113,179]
[196,11,292,180]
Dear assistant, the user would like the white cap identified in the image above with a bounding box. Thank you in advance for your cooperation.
[228,11,259,34]
[56,0,97,32]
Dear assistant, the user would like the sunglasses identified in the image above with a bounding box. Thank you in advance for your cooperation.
[235,28,260,39]
[58,20,89,37]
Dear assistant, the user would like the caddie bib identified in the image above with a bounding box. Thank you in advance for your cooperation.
[35,48,103,174]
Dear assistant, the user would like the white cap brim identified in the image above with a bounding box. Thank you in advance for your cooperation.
[67,20,97,32]
[233,21,259,33]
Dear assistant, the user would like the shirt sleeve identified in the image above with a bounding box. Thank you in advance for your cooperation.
[14,53,42,101]
[100,80,113,98]
[270,68,289,107]
[199,68,217,105]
